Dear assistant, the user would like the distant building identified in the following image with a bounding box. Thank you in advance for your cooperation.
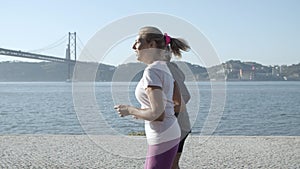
[280,65,288,74]
[272,65,280,76]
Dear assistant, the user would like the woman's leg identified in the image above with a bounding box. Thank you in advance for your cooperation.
[171,153,181,169]
[144,139,179,169]
[172,131,190,169]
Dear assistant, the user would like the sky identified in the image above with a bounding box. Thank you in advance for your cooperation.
[0,0,299,66]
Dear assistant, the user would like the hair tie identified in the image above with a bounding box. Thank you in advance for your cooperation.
[164,33,171,45]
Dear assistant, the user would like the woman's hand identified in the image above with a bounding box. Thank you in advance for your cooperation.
[114,105,130,117]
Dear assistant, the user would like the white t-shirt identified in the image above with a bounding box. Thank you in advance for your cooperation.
[135,61,180,145]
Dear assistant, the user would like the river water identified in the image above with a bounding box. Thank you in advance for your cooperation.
[0,81,299,135]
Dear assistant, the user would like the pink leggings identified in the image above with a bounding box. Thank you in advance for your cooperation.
[144,139,179,169]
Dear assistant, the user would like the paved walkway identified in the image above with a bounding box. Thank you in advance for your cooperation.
[0,135,299,168]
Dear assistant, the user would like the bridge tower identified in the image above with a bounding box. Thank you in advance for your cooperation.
[65,32,76,80]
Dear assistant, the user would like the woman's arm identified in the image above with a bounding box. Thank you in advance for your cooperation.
[114,87,165,121]
[180,82,191,104]
[173,81,182,113]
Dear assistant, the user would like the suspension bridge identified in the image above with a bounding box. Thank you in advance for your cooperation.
[0,32,79,80]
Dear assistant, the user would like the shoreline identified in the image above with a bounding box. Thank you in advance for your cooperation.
[0,135,299,168]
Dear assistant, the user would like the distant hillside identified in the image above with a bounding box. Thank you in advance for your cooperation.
[0,60,299,81]
[0,61,116,82]
[220,60,300,81]
[112,61,209,82]
[0,62,68,81]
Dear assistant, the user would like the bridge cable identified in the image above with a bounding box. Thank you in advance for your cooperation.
[76,36,99,62]
[27,34,68,53]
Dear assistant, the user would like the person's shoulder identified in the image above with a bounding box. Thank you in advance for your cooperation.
[169,62,179,68]
[167,61,180,70]
[147,61,167,71]
[168,62,185,80]
[148,60,166,67]
[147,61,172,76]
